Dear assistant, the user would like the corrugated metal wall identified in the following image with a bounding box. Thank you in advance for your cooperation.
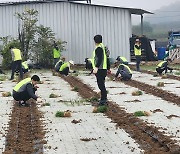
[0,2,132,64]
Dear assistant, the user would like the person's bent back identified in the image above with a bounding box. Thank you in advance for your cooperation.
[13,75,40,106]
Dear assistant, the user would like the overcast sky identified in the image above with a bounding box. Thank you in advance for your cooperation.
[92,0,180,11]
[0,0,179,11]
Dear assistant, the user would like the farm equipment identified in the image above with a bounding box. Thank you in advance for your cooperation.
[167,31,180,61]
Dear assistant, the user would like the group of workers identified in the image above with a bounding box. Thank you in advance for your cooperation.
[10,35,173,107]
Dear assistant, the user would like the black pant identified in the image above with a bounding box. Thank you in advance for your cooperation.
[13,90,35,102]
[135,56,141,71]
[120,70,132,80]
[156,67,173,75]
[60,67,69,76]
[11,60,23,80]
[95,69,107,101]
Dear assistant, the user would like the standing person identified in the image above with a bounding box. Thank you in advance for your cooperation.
[59,60,74,76]
[10,45,23,80]
[156,59,173,75]
[113,64,132,81]
[53,41,61,65]
[134,39,142,71]
[13,75,41,107]
[92,35,107,106]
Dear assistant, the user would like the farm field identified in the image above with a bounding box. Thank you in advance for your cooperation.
[0,68,179,154]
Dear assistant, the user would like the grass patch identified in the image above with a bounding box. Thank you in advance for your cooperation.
[55,111,64,117]
[157,82,164,87]
[72,86,79,92]
[134,111,150,117]
[49,93,59,98]
[0,76,6,81]
[132,90,143,96]
[93,106,108,113]
[85,96,99,102]
[175,71,180,76]
[42,103,50,106]
[55,110,71,117]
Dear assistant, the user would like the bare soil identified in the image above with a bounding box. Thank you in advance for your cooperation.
[60,74,180,154]
[3,100,45,154]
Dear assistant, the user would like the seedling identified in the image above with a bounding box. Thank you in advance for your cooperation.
[153,74,158,77]
[134,111,150,117]
[42,103,50,106]
[134,111,146,117]
[86,97,99,102]
[93,106,108,113]
[49,93,58,98]
[132,90,143,96]
[72,86,79,92]
[55,111,64,117]
[55,110,71,117]
[2,92,11,97]
[157,82,164,87]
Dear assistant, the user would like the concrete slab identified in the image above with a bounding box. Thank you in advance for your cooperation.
[78,74,180,144]
[36,72,143,154]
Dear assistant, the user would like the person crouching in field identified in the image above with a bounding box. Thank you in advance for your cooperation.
[84,58,93,74]
[13,75,42,107]
[156,59,173,75]
[59,60,74,76]
[113,64,132,81]
[54,57,66,72]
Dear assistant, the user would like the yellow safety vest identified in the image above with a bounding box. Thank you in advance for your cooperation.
[157,61,166,68]
[59,62,69,72]
[92,43,107,69]
[53,48,60,58]
[12,49,22,61]
[134,45,141,56]
[22,61,28,69]
[119,64,132,74]
[13,78,31,92]
[120,57,128,62]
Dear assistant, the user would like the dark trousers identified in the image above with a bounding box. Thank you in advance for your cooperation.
[54,58,59,66]
[11,60,23,80]
[95,69,107,101]
[135,56,141,71]
[13,90,35,102]
[156,67,173,75]
[120,70,132,80]
[60,67,69,76]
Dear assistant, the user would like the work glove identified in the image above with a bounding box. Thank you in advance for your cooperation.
[93,67,98,74]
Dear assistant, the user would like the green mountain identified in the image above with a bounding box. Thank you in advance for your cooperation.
[145,1,180,29]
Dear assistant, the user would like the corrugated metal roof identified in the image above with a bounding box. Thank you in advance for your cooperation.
[0,0,153,15]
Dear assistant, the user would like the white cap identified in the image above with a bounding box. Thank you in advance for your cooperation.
[69,60,74,65]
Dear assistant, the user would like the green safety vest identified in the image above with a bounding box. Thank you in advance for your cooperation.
[13,78,31,92]
[157,61,166,68]
[22,61,28,69]
[119,64,132,74]
[120,57,128,62]
[59,62,69,72]
[134,45,141,56]
[88,58,93,64]
[53,48,60,59]
[12,49,22,61]
[92,43,107,69]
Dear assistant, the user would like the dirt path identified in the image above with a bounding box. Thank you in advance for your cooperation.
[60,74,180,154]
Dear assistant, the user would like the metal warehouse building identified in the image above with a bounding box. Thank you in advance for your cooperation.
[0,0,151,64]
